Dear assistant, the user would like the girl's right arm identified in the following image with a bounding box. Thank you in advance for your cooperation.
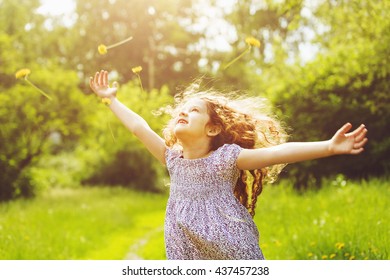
[89,70,166,165]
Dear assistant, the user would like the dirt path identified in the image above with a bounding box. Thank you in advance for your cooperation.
[124,225,164,260]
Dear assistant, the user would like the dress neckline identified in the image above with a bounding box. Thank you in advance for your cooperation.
[179,148,217,161]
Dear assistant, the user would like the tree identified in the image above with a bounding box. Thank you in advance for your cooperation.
[0,67,92,200]
[208,0,389,187]
[66,0,203,91]
[0,0,92,199]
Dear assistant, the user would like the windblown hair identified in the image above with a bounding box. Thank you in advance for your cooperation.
[161,83,288,217]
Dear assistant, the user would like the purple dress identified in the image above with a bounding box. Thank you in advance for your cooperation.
[164,143,264,260]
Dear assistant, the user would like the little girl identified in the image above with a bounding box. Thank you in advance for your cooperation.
[89,70,368,260]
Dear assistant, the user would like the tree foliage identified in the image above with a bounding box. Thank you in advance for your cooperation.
[220,0,390,188]
[68,0,202,91]
[0,0,389,200]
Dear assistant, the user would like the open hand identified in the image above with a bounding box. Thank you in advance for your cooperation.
[330,123,368,155]
[89,70,118,98]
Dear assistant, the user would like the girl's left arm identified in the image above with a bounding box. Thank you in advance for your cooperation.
[237,123,368,170]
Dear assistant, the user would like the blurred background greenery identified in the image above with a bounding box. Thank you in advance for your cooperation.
[0,0,389,259]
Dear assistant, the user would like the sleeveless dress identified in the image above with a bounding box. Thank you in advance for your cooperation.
[164,143,265,260]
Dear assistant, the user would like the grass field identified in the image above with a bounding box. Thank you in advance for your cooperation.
[0,178,388,260]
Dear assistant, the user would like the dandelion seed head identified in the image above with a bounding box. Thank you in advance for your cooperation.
[15,68,31,79]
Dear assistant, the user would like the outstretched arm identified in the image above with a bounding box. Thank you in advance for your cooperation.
[237,123,368,170]
[89,70,166,165]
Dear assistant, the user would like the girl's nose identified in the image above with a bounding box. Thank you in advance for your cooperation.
[179,111,188,117]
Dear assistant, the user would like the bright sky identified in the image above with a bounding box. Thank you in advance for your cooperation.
[35,0,317,63]
[37,0,76,16]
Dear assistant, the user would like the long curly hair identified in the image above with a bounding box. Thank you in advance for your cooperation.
[161,83,288,217]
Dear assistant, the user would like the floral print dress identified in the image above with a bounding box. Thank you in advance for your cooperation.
[164,143,265,260]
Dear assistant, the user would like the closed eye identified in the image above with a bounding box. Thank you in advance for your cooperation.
[190,107,199,112]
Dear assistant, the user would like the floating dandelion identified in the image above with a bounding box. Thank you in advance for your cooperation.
[132,66,144,93]
[245,37,261,47]
[98,35,133,55]
[15,68,52,100]
[15,68,31,79]
[98,44,107,55]
[132,66,142,74]
[224,36,261,70]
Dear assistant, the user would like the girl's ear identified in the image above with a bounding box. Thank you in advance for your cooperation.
[207,124,222,137]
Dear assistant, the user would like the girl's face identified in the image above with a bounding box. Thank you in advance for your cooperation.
[174,98,212,140]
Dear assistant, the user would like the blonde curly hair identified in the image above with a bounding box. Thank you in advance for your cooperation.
[161,83,288,217]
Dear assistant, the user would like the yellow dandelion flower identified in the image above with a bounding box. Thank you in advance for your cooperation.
[15,68,31,79]
[321,255,328,260]
[330,253,336,259]
[307,252,313,258]
[132,66,142,74]
[101,98,112,105]
[132,65,144,93]
[245,36,261,47]
[273,240,282,247]
[98,44,107,55]
[15,68,52,100]
[97,36,133,55]
[349,255,355,260]
[224,36,261,70]
[335,242,345,250]
[344,252,350,257]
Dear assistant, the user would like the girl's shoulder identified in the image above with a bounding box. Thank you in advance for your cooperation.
[165,143,243,168]
[214,143,243,159]
[165,145,182,161]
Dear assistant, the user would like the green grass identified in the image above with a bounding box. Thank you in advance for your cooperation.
[0,178,389,260]
[0,187,167,260]
[255,178,390,260]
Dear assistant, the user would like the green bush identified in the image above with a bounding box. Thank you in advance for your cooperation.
[79,81,172,192]
[0,66,92,200]
[83,149,159,192]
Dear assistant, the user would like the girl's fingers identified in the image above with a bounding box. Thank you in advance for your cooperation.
[89,76,94,89]
[103,71,108,87]
[94,71,99,86]
[337,123,352,136]
[354,127,367,142]
[354,138,368,149]
[351,147,364,155]
[346,124,365,137]
[98,70,105,85]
